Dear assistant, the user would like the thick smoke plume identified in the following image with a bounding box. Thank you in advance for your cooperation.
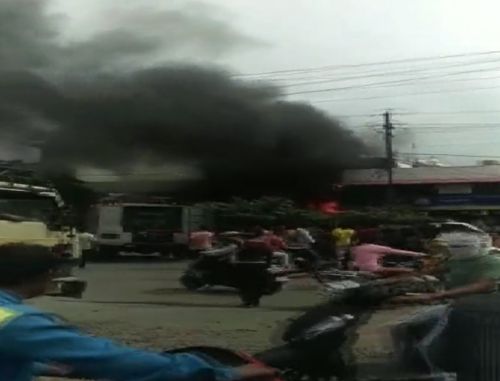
[0,0,371,198]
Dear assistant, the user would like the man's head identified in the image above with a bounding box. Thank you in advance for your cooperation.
[0,243,62,298]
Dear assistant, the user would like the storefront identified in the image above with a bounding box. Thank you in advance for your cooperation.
[340,165,500,227]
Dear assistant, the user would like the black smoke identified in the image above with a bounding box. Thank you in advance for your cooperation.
[0,0,371,199]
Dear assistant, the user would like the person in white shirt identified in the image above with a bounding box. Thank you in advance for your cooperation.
[78,232,97,268]
[285,226,320,270]
[295,227,315,249]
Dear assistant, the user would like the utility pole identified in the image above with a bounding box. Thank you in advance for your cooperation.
[383,111,394,204]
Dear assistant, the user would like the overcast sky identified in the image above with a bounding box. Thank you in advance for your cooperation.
[50,0,500,166]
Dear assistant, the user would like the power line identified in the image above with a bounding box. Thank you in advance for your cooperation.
[424,140,500,146]
[402,123,500,133]
[401,152,500,159]
[235,49,500,77]
[309,83,500,103]
[399,110,500,116]
[407,123,500,126]
[334,113,382,118]
[284,72,500,93]
[396,125,500,135]
[356,127,500,134]
[281,57,500,89]
[348,122,500,129]
[264,57,500,83]
[403,129,500,134]
[350,110,500,117]
[286,64,500,95]
[259,61,500,86]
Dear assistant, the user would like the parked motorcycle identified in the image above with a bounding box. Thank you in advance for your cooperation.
[180,245,288,296]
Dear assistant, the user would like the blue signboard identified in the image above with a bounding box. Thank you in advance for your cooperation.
[430,194,500,206]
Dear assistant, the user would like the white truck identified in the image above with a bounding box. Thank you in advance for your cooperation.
[0,170,86,297]
[88,195,209,257]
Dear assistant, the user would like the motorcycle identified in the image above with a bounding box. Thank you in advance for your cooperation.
[180,245,288,296]
[256,312,356,380]
[256,275,445,380]
[285,246,322,272]
[382,254,425,271]
[266,291,500,381]
[166,275,445,381]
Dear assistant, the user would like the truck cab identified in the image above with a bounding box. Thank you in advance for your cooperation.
[0,170,85,297]
[0,183,72,250]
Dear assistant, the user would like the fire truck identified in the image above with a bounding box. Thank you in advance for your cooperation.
[0,165,86,297]
[89,194,209,257]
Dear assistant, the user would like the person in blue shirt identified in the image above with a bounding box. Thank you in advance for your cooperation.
[0,243,276,381]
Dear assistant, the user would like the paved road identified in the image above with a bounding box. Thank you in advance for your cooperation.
[35,261,322,352]
[36,261,424,380]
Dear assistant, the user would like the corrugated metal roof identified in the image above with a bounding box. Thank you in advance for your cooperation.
[342,165,500,185]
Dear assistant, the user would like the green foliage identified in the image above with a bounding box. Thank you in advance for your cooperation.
[200,198,433,230]
[201,197,330,230]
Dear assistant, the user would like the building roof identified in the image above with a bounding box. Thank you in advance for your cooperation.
[342,165,500,186]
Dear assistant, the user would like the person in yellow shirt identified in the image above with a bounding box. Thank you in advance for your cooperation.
[332,226,356,269]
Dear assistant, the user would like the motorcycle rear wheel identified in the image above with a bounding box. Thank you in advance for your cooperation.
[180,272,207,291]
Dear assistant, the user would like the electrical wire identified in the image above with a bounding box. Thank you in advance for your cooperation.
[407,122,500,126]
[286,65,500,95]
[423,141,500,146]
[281,57,500,88]
[235,49,500,77]
[309,83,500,103]
[398,110,500,116]
[401,152,500,159]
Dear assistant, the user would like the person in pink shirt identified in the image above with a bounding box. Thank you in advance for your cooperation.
[189,226,215,252]
[351,239,425,276]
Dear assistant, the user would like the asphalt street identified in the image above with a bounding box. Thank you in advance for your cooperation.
[35,261,322,352]
[36,260,420,380]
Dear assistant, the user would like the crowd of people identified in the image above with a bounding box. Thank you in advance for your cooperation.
[331,222,500,305]
[188,225,319,268]
[186,220,500,307]
[187,223,432,274]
